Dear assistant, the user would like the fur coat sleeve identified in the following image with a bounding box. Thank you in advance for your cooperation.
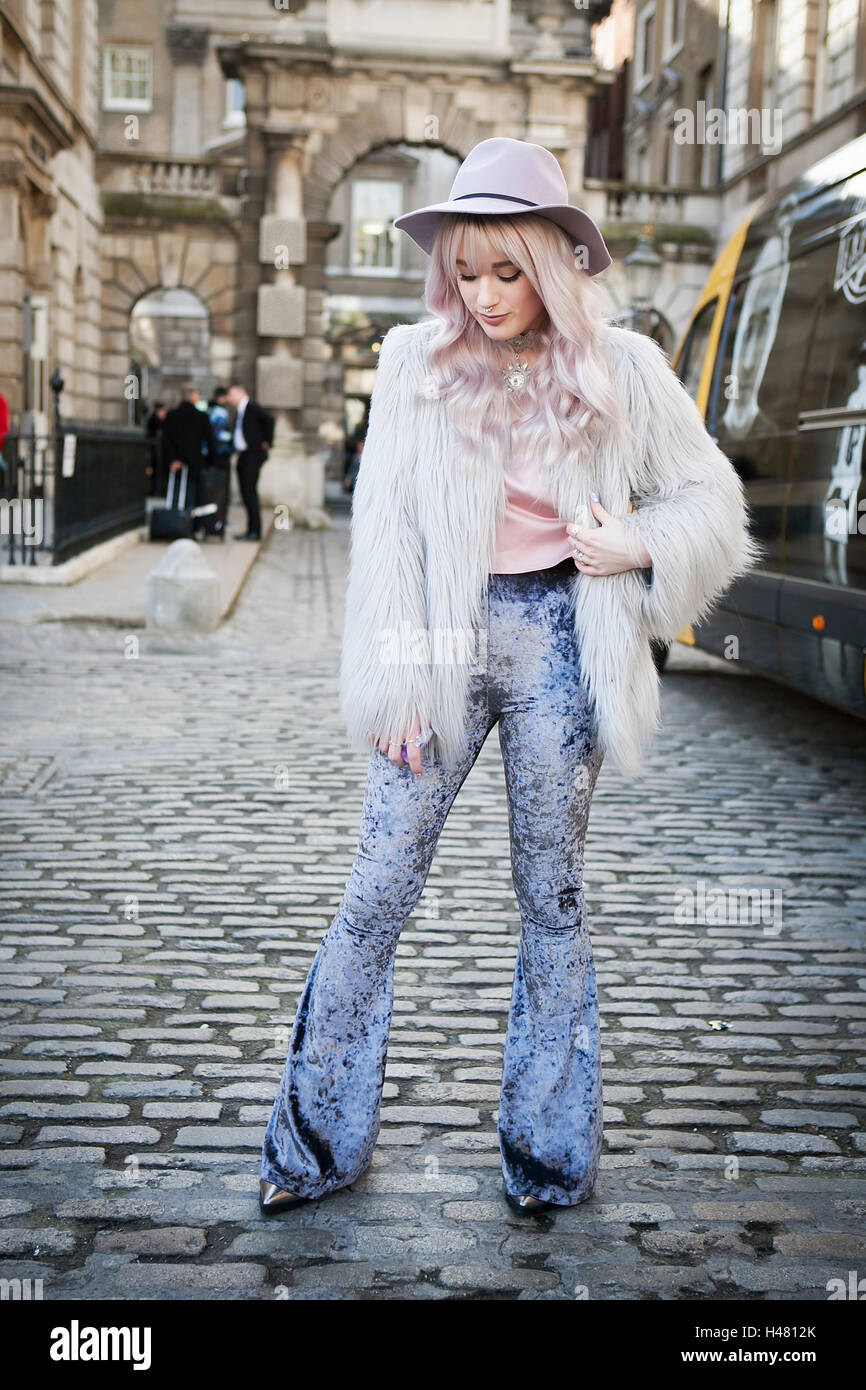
[611,329,765,641]
[338,324,436,752]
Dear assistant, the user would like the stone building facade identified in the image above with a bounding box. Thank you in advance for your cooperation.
[96,0,247,432]
[91,0,620,519]
[2,0,864,524]
[0,0,103,427]
[210,0,616,519]
[588,0,866,343]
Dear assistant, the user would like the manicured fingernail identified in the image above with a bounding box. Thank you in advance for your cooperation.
[589,491,599,500]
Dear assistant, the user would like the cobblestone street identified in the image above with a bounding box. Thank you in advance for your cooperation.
[1,520,865,1301]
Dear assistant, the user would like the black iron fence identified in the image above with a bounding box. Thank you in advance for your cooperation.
[0,422,150,567]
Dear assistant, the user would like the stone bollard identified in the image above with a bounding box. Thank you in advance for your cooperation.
[145,538,221,632]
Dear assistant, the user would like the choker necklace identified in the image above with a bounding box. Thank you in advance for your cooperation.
[500,330,539,394]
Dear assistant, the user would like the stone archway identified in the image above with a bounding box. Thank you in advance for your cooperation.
[99,223,241,426]
[130,287,211,423]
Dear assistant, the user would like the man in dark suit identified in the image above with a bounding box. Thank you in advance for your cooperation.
[144,400,167,497]
[226,383,274,540]
[161,383,218,538]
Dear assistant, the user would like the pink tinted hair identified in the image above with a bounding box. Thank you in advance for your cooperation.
[423,212,633,468]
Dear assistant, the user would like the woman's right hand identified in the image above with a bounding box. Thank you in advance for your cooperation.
[372,714,424,774]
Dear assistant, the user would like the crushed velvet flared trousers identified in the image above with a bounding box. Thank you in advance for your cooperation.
[260,556,606,1206]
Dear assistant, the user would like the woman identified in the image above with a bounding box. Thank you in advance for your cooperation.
[259,138,762,1217]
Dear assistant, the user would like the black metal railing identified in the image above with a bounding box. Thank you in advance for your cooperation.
[0,429,49,566]
[1,422,150,567]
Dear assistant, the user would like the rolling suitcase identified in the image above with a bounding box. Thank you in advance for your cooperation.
[199,463,229,540]
[149,465,217,541]
[150,464,194,541]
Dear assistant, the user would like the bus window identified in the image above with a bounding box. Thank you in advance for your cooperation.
[676,299,717,405]
[787,223,866,587]
[716,253,820,443]
[799,235,866,417]
[711,251,824,564]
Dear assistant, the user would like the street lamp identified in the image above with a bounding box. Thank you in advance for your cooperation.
[624,225,664,337]
[50,367,64,431]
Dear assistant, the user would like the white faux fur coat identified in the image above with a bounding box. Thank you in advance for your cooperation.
[339,316,763,780]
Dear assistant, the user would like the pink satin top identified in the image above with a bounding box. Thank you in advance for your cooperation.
[490,446,574,574]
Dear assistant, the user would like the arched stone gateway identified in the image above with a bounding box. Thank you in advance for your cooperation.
[217,0,613,525]
[100,225,241,429]
[130,288,212,421]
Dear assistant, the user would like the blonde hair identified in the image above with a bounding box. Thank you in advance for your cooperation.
[424,212,632,468]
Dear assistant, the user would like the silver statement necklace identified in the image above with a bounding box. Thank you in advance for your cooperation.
[500,330,539,394]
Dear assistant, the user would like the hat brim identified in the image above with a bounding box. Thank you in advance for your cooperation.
[392,199,612,275]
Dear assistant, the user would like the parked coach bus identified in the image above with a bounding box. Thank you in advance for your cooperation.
[660,132,866,720]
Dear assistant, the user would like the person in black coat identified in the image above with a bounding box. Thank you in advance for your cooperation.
[161,383,219,536]
[144,401,167,497]
[225,383,275,540]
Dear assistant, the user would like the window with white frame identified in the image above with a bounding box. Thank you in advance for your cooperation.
[102,45,152,111]
[350,180,402,273]
[663,0,684,54]
[225,78,245,125]
[636,6,656,87]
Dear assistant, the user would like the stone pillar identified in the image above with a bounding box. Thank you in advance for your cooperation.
[255,139,330,528]
[521,74,593,217]
[298,219,341,513]
[233,68,268,397]
[166,25,210,157]
[520,4,594,209]
[0,159,28,417]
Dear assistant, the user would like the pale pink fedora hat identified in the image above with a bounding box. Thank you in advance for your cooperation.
[393,136,612,275]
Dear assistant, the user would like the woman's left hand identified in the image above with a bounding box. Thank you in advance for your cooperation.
[567,495,652,576]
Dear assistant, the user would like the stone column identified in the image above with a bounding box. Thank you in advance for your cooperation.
[0,159,28,418]
[519,2,596,212]
[255,139,330,527]
[298,218,341,511]
[166,25,210,157]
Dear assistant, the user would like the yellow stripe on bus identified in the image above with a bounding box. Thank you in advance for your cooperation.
[672,207,760,419]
